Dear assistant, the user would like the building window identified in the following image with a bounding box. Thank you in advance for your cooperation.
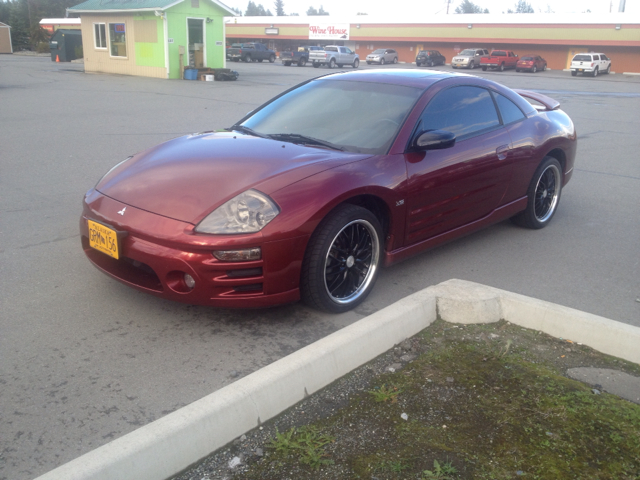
[109,23,127,57]
[94,23,106,49]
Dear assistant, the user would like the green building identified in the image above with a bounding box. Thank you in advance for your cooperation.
[68,0,236,79]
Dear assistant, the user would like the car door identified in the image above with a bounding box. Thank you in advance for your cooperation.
[403,85,513,245]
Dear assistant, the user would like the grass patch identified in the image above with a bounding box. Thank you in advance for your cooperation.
[178,321,640,479]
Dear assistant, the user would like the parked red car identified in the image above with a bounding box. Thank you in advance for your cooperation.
[481,50,519,71]
[81,70,576,312]
[516,55,547,73]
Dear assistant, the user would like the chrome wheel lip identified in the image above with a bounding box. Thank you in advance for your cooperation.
[534,164,561,223]
[323,219,380,305]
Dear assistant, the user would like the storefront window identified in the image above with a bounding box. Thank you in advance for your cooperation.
[109,23,127,57]
[94,23,106,49]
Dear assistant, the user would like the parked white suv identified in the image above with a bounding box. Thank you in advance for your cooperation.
[570,53,611,77]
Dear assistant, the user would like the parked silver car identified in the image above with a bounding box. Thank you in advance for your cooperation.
[451,48,489,69]
[366,49,398,65]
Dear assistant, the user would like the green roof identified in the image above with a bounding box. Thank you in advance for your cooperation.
[69,0,236,14]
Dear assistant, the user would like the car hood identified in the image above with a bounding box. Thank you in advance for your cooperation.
[96,131,368,224]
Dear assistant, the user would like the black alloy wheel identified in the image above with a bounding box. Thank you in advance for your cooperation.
[301,205,382,313]
[511,156,562,229]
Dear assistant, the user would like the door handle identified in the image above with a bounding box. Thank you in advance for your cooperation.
[496,144,511,160]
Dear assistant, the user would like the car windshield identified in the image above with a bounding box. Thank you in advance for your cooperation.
[459,50,475,56]
[240,79,423,154]
[372,49,386,54]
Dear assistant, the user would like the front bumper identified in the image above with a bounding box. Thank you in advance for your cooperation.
[80,190,307,308]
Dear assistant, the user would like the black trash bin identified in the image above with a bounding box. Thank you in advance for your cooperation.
[50,29,83,62]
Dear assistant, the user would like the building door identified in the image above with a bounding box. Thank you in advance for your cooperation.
[187,18,205,67]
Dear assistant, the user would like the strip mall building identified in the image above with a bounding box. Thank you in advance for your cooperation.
[225,13,640,73]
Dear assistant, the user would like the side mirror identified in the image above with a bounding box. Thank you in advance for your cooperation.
[411,130,456,151]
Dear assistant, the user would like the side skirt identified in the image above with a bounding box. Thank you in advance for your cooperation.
[384,196,527,267]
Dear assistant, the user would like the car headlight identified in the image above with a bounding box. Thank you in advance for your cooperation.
[195,189,280,234]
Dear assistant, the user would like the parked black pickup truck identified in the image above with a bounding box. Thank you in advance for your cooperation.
[280,46,322,66]
[228,43,276,63]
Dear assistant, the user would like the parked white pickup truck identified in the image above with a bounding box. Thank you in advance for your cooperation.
[309,46,360,69]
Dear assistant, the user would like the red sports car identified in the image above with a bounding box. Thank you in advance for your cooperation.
[516,54,547,73]
[81,70,576,312]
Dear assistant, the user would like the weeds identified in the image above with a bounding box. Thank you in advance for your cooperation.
[421,459,458,479]
[267,425,334,469]
[368,383,402,403]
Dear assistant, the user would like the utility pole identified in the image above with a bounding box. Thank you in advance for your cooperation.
[618,0,626,12]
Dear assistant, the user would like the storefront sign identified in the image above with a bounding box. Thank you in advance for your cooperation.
[309,23,349,40]
[265,27,279,35]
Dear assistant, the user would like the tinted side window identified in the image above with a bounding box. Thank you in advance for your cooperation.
[593,54,600,60]
[419,86,500,139]
[494,93,525,125]
[601,54,609,60]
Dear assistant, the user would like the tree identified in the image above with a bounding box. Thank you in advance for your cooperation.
[306,5,329,15]
[245,1,273,15]
[229,6,242,15]
[507,0,534,13]
[454,0,489,13]
[274,0,285,16]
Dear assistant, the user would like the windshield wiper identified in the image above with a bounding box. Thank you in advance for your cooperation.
[228,125,269,138]
[267,133,345,151]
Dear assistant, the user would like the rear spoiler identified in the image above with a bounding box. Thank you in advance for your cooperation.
[514,89,561,111]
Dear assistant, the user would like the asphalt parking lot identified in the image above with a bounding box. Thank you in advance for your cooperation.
[1,56,639,480]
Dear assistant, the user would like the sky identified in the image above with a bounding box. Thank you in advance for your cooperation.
[222,0,640,16]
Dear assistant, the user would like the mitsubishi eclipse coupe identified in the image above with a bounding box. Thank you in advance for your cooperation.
[81,70,576,313]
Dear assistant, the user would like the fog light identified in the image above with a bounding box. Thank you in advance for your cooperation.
[213,247,261,262]
[184,274,196,289]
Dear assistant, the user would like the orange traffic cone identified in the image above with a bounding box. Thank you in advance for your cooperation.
[56,55,59,62]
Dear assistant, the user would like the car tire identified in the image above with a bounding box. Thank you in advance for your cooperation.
[352,58,359,68]
[257,59,263,62]
[592,67,599,77]
[313,62,320,68]
[298,58,306,67]
[469,61,475,69]
[380,58,385,65]
[571,70,577,76]
[393,57,398,64]
[511,157,562,230]
[532,65,537,73]
[268,55,275,63]
[605,64,611,74]
[543,64,547,71]
[482,66,487,71]
[499,63,505,72]
[301,205,382,313]
[329,58,336,68]
[243,55,251,63]
[516,68,520,72]
[416,61,421,67]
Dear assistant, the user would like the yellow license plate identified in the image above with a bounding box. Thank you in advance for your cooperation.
[88,220,120,260]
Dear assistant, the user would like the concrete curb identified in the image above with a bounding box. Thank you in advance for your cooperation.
[35,279,640,480]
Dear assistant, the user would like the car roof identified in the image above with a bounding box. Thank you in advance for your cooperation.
[318,69,459,89]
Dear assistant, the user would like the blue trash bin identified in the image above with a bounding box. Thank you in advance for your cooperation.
[184,69,198,80]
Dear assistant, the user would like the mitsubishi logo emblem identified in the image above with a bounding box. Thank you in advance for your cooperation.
[117,207,126,216]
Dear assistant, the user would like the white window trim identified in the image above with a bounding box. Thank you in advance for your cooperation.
[108,22,128,59]
[93,22,107,50]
